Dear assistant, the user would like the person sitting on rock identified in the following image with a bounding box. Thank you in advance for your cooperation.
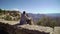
[20,11,34,25]
[20,11,28,25]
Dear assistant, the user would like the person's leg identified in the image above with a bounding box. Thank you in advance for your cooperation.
[27,20,31,25]
[20,21,24,25]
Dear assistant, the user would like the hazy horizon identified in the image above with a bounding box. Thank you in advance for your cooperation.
[0,0,60,14]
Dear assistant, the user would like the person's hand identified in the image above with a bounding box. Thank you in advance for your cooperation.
[29,17,31,19]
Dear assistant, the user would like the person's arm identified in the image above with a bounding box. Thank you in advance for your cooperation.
[25,14,28,19]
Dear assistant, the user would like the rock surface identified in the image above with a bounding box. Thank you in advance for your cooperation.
[1,22,59,34]
[17,24,53,34]
[54,27,60,34]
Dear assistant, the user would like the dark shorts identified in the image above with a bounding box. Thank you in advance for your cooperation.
[20,21,26,25]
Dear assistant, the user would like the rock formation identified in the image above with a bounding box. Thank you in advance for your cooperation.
[0,22,53,34]
[17,24,53,34]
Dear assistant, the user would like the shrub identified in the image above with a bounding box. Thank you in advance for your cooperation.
[4,15,12,21]
[37,16,56,28]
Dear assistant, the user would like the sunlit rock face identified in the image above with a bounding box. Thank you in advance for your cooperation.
[0,22,53,34]
[17,24,53,34]
[54,27,60,34]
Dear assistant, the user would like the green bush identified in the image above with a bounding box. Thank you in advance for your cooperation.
[37,16,56,28]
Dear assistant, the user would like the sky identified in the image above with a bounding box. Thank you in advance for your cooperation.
[0,0,60,14]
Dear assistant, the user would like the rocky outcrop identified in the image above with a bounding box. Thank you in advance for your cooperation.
[1,22,60,34]
[53,27,60,34]
[15,27,50,34]
[17,24,53,34]
[0,22,54,34]
[0,10,21,21]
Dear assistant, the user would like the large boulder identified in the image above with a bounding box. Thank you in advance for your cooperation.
[17,24,53,34]
[0,22,53,34]
[54,27,60,34]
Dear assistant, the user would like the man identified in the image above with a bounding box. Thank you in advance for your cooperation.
[20,11,28,25]
[20,11,34,25]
